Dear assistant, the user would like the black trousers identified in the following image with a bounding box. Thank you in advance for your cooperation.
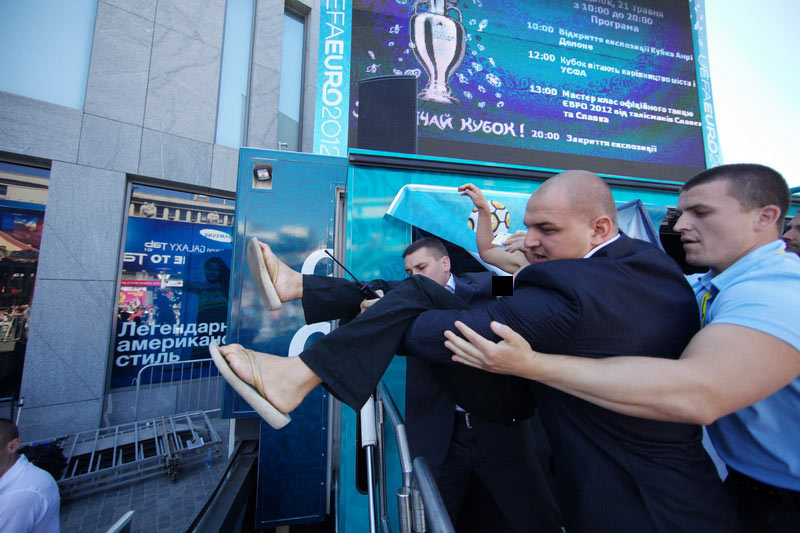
[437,416,561,532]
[726,469,800,532]
[298,274,467,410]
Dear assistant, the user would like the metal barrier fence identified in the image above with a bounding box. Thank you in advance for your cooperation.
[134,358,221,420]
[56,411,223,500]
[361,382,454,533]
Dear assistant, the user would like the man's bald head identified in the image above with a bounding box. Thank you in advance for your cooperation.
[523,170,619,263]
[534,170,618,229]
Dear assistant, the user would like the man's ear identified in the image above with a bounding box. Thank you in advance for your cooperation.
[7,437,20,455]
[754,205,782,233]
[589,215,614,244]
[441,255,451,273]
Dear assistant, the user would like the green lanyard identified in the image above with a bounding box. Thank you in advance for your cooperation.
[700,289,713,327]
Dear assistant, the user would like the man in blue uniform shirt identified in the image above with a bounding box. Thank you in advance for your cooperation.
[447,163,800,532]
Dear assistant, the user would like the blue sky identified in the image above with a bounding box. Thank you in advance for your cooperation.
[705,0,800,187]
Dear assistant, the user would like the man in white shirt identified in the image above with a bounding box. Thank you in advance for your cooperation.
[0,418,60,533]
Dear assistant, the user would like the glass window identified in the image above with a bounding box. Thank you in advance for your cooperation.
[0,161,49,402]
[112,184,235,388]
[0,0,97,110]
[215,0,255,148]
[277,10,306,151]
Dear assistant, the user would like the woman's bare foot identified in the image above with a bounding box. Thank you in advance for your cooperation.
[257,241,303,301]
[219,343,321,414]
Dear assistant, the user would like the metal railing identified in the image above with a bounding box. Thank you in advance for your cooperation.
[133,358,221,420]
[411,457,454,533]
[106,510,135,533]
[56,411,223,500]
[359,381,454,533]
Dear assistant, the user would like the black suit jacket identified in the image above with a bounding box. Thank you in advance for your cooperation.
[404,272,539,466]
[401,234,742,532]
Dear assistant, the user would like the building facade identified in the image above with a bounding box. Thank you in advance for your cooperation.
[0,0,322,441]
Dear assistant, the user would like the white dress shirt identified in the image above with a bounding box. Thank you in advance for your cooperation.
[0,454,61,533]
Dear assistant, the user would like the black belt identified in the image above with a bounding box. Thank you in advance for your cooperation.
[454,410,473,429]
[727,468,800,508]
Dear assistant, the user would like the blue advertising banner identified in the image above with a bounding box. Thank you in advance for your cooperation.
[112,217,232,389]
[688,0,722,168]
[313,0,353,156]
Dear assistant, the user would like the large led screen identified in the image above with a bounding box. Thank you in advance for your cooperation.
[321,0,713,181]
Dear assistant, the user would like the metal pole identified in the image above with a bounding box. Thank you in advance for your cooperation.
[360,395,378,533]
[411,486,426,533]
[412,457,454,533]
[397,486,413,533]
[375,396,388,527]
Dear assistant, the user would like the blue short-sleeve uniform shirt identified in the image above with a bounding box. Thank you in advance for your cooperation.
[687,240,800,490]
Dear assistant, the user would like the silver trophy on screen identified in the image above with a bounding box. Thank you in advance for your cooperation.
[410,0,466,103]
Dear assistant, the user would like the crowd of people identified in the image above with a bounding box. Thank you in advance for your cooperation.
[213,163,800,532]
[0,304,30,341]
[117,291,177,327]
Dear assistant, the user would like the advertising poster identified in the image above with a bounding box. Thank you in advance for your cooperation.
[112,217,232,388]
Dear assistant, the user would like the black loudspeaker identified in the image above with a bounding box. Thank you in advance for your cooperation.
[356,75,417,154]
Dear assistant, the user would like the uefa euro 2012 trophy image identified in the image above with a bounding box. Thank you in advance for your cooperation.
[410,0,467,104]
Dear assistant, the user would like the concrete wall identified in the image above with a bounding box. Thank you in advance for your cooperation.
[0,0,319,441]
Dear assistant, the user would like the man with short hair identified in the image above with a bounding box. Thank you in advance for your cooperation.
[0,418,61,532]
[398,238,560,531]
[215,170,741,531]
[401,237,452,285]
[447,163,800,531]
[782,212,799,254]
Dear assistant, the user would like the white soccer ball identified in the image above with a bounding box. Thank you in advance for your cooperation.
[467,200,511,235]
